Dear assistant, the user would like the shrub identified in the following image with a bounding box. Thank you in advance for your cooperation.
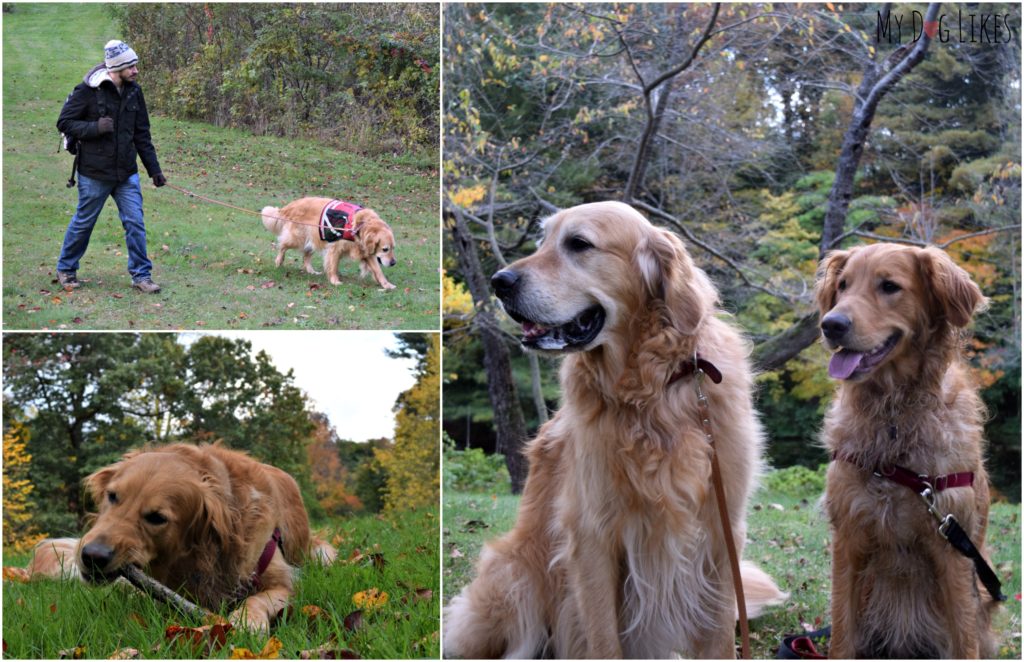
[762,464,828,498]
[443,433,510,494]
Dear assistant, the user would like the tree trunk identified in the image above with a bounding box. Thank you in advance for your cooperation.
[448,207,530,493]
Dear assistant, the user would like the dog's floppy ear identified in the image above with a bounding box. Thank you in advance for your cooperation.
[918,247,987,327]
[815,250,849,314]
[85,465,119,506]
[635,228,717,334]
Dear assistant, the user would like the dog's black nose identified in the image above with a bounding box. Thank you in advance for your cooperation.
[821,313,852,342]
[80,541,115,572]
[491,269,520,298]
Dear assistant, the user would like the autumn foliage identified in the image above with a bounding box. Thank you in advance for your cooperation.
[3,422,45,553]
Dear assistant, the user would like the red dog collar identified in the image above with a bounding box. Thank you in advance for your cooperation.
[248,527,283,592]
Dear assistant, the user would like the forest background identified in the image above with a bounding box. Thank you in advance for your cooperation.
[442,3,1022,500]
[2,332,440,551]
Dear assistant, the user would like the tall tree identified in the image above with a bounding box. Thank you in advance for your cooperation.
[377,335,441,509]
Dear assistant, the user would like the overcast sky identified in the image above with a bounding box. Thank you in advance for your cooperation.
[180,332,421,442]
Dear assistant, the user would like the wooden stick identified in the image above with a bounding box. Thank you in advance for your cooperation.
[120,565,211,619]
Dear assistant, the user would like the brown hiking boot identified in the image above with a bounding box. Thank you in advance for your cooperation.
[56,271,80,290]
[132,278,162,294]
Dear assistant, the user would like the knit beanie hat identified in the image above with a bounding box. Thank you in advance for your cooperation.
[104,40,138,72]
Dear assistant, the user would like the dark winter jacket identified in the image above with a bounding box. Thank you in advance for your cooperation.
[57,64,162,183]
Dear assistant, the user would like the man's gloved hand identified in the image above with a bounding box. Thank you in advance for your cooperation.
[97,117,114,134]
[153,173,167,188]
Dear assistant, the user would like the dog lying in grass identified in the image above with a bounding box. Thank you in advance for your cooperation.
[27,443,336,631]
[262,197,398,290]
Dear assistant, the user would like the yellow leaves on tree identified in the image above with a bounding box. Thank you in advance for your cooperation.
[3,422,45,553]
[376,335,440,512]
[443,271,474,318]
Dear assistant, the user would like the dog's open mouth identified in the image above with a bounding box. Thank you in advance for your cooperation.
[828,332,902,380]
[514,305,606,352]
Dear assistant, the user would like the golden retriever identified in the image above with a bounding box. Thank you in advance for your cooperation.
[816,243,998,658]
[27,443,336,631]
[262,196,397,289]
[444,201,786,658]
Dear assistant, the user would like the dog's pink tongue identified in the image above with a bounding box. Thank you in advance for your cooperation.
[829,350,864,380]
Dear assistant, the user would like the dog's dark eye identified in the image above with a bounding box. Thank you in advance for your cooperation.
[107,491,118,504]
[382,247,390,253]
[566,236,593,253]
[880,280,901,294]
[837,279,847,292]
[143,512,168,526]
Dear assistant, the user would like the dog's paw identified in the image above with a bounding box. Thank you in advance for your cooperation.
[228,606,271,634]
[381,282,397,290]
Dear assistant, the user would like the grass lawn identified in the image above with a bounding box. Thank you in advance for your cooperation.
[3,508,440,659]
[2,4,440,331]
[443,486,1022,658]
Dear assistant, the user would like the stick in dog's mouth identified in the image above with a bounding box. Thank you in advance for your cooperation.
[120,565,211,619]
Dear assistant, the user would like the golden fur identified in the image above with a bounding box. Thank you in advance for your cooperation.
[27,443,336,631]
[444,201,786,658]
[262,197,397,289]
[816,243,997,658]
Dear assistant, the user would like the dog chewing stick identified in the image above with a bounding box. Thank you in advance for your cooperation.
[120,565,211,619]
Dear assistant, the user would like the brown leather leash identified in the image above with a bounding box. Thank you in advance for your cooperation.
[691,353,752,659]
[165,183,336,232]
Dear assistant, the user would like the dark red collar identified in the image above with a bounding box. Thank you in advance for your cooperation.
[668,353,723,387]
[833,453,974,493]
[249,527,283,592]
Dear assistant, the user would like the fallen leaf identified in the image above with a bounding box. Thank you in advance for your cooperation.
[352,588,388,610]
[72,317,83,324]
[51,296,63,304]
[108,648,141,659]
[165,622,232,655]
[342,610,364,632]
[112,293,124,299]
[449,546,464,559]
[301,605,325,622]
[229,637,283,659]
[260,281,276,289]
[3,567,30,582]
[50,603,57,614]
[58,646,87,659]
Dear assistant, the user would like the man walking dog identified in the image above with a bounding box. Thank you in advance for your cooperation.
[56,39,166,293]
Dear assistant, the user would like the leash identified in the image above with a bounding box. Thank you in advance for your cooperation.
[165,183,344,232]
[688,353,752,660]
[834,453,1006,602]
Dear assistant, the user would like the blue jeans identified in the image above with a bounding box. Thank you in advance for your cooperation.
[57,172,152,281]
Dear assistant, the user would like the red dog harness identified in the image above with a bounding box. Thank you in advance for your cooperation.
[320,200,363,243]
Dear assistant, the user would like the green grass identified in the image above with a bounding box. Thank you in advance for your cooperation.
[3,508,440,659]
[443,486,1022,658]
[2,4,440,330]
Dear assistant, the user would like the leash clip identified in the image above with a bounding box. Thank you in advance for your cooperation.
[919,486,946,526]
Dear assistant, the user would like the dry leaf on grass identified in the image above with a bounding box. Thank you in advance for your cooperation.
[108,647,141,659]
[2,567,30,583]
[58,646,87,659]
[352,588,388,610]
[164,622,232,655]
[229,636,283,659]
[342,610,363,632]
[297,646,360,659]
